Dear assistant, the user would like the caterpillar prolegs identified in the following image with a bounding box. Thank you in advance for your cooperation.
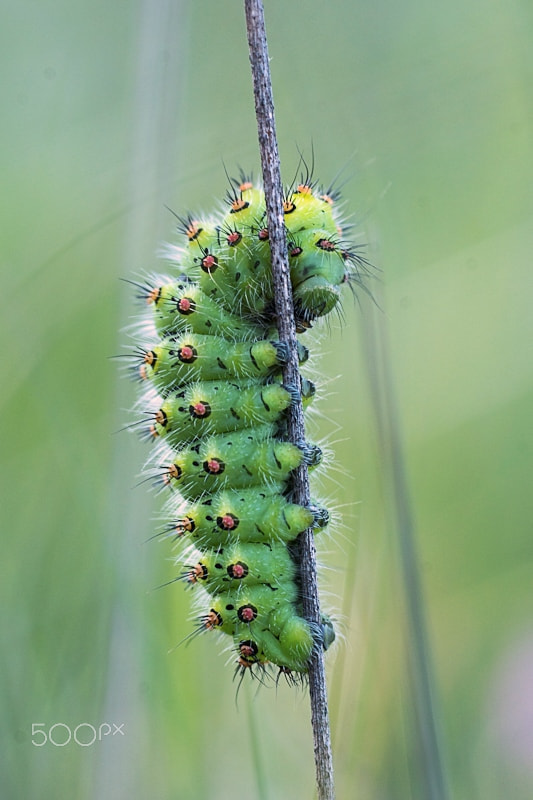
[125,172,367,680]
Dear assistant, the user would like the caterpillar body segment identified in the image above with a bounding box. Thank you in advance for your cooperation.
[288,228,347,289]
[183,541,297,593]
[171,487,329,548]
[176,218,218,261]
[162,424,322,500]
[283,186,340,237]
[201,582,300,637]
[293,276,342,323]
[140,335,290,392]
[236,612,336,675]
[260,612,316,672]
[148,279,268,340]
[222,183,266,229]
[235,622,314,674]
[149,379,296,446]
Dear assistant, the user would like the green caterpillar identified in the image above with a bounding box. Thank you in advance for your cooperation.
[127,170,367,681]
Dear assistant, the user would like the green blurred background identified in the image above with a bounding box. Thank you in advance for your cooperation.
[2,1,532,798]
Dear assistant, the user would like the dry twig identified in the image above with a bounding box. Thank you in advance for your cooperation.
[244,2,335,798]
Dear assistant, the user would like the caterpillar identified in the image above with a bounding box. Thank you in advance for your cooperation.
[124,169,368,682]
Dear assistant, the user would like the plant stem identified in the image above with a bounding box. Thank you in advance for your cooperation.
[363,298,450,800]
[243,2,335,798]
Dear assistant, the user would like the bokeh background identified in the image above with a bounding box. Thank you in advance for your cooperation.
[2,1,532,798]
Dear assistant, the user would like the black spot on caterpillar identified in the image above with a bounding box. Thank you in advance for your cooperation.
[125,169,370,681]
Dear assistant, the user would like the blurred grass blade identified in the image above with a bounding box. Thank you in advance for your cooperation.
[245,686,269,800]
[361,293,450,800]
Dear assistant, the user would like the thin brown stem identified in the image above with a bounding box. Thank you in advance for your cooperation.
[243,2,335,798]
